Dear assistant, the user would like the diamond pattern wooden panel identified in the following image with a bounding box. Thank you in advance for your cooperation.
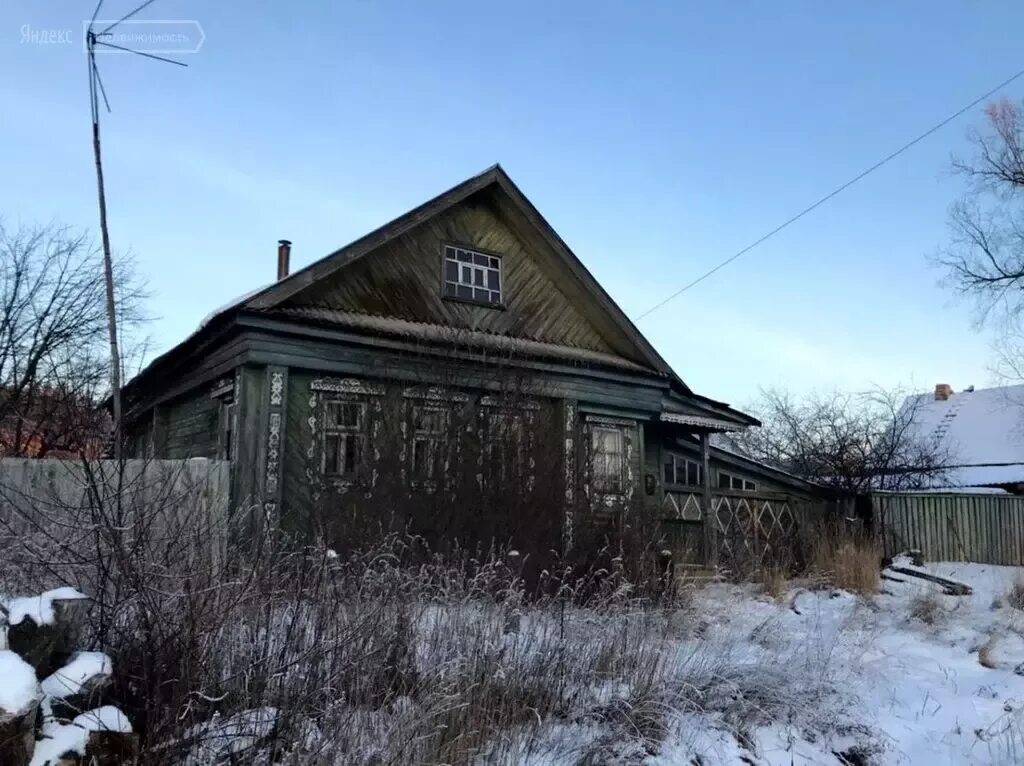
[713,494,808,579]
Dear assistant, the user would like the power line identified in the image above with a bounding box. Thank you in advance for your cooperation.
[633,66,1024,322]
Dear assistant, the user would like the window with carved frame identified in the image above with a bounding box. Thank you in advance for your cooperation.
[323,398,367,478]
[410,404,449,483]
[480,400,536,489]
[591,425,625,494]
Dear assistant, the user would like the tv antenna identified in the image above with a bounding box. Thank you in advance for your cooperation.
[85,0,186,456]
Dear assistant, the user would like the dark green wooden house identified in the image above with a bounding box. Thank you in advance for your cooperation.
[123,166,818,567]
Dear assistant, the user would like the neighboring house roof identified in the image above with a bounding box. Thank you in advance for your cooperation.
[902,384,1024,489]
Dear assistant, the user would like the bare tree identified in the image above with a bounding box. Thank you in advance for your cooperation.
[735,387,949,494]
[939,100,1024,327]
[0,221,146,457]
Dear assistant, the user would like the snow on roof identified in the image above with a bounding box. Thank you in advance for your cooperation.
[903,383,1024,488]
[198,283,271,330]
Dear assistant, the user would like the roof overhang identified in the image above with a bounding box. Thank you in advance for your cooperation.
[660,412,750,432]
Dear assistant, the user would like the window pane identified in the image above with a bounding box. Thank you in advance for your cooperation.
[744,480,756,491]
[325,435,340,475]
[718,472,731,489]
[445,260,459,281]
[444,245,456,259]
[462,265,471,282]
[487,270,500,289]
[489,291,501,304]
[342,435,361,474]
[474,287,489,302]
[664,458,674,484]
[415,407,445,433]
[456,250,471,262]
[592,427,624,492]
[473,269,484,286]
[490,257,499,268]
[457,285,473,300]
[444,282,457,297]
[473,252,489,266]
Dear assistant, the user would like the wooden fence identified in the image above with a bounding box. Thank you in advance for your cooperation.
[0,458,231,581]
[874,492,1024,566]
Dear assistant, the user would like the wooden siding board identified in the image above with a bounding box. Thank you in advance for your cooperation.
[279,190,649,364]
[161,390,219,459]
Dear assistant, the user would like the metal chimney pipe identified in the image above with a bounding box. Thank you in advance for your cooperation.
[277,239,292,281]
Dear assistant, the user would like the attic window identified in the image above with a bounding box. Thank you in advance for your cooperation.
[443,245,502,306]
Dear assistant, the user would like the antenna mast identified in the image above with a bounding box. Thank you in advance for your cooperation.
[85,0,186,456]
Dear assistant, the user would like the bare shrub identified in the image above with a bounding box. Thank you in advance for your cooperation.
[909,591,944,625]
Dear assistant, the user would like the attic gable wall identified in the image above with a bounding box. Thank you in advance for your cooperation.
[282,189,646,361]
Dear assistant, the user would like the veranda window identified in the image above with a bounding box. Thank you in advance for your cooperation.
[718,471,756,492]
[663,453,703,487]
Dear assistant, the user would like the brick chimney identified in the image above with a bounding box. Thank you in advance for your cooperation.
[277,239,292,281]
[934,383,954,401]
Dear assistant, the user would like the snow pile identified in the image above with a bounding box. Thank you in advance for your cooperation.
[0,649,41,717]
[30,706,132,766]
[40,652,112,700]
[6,587,87,627]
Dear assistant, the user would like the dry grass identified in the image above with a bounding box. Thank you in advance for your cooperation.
[0,464,878,765]
[1005,572,1024,611]
[810,527,881,595]
[909,591,944,625]
[979,636,999,669]
[762,567,789,602]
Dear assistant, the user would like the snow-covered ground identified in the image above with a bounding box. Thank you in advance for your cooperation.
[5,561,1023,765]
[647,560,1024,765]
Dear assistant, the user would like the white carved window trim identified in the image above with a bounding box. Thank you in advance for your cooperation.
[313,378,384,489]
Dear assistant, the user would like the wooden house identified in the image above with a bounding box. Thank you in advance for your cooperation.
[122,166,819,568]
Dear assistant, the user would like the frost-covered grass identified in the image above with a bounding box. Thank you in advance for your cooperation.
[5,476,1024,765]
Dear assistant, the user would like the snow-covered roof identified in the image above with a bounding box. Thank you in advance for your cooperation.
[903,383,1024,489]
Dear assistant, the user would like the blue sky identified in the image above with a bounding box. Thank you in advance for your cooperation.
[2,2,1023,408]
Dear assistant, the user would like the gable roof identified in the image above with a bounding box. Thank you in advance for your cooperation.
[903,383,1024,488]
[244,164,681,385]
[125,165,756,430]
